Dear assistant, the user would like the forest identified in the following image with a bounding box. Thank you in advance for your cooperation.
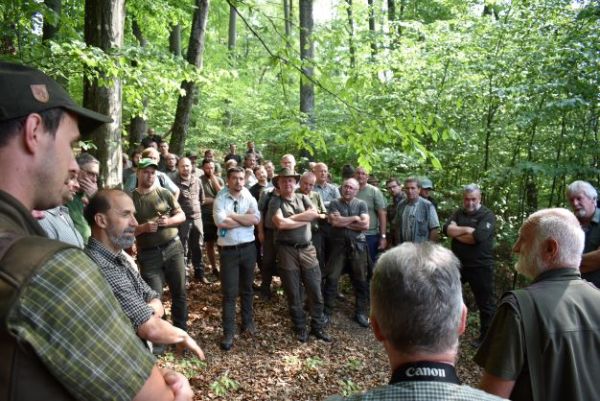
[1,0,599,398]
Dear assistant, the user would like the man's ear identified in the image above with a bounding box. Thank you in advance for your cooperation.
[370,315,385,342]
[22,113,45,154]
[543,238,559,263]
[458,303,467,336]
[94,213,108,229]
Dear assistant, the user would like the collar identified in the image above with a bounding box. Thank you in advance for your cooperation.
[0,189,48,236]
[532,267,581,284]
[87,237,122,263]
[390,361,460,385]
[591,208,600,225]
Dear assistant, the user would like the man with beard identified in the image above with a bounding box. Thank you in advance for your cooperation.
[393,177,439,244]
[85,189,205,359]
[0,62,192,401]
[443,184,496,347]
[566,180,600,287]
[475,208,600,401]
[36,158,85,247]
[174,157,207,283]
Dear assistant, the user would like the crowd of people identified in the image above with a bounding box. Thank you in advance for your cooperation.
[2,61,600,401]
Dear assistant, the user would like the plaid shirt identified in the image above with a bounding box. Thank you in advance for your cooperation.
[86,238,159,331]
[326,381,507,401]
[7,248,155,401]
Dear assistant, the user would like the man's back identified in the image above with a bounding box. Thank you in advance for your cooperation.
[476,268,600,401]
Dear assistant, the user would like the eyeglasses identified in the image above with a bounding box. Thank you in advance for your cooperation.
[82,170,99,179]
[233,200,238,213]
[342,185,357,190]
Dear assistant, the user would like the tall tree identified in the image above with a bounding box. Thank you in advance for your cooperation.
[128,17,148,150]
[169,0,209,155]
[299,0,314,130]
[346,0,356,68]
[367,0,377,59]
[228,5,237,53]
[83,0,125,187]
[42,0,61,41]
[169,24,181,57]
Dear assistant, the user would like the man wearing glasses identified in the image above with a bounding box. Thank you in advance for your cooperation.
[213,166,260,351]
[65,152,100,242]
[323,178,371,328]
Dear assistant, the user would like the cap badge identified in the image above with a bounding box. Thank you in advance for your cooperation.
[30,84,49,103]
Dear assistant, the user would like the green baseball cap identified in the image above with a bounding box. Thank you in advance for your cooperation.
[138,158,159,169]
[0,62,112,133]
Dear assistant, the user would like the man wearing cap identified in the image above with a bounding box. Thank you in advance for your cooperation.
[268,168,331,342]
[132,158,189,346]
[393,176,440,244]
[213,166,260,351]
[419,177,437,210]
[0,62,192,400]
[443,184,496,347]
[324,178,371,328]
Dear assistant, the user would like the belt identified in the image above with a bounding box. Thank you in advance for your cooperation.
[140,236,179,251]
[219,241,254,251]
[277,241,311,249]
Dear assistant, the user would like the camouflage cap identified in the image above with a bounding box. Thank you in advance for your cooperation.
[0,62,112,133]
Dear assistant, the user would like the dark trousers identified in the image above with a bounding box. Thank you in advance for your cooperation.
[277,244,324,331]
[311,230,325,272]
[138,239,188,330]
[178,218,204,276]
[260,229,278,293]
[220,243,256,335]
[461,265,496,338]
[323,240,369,315]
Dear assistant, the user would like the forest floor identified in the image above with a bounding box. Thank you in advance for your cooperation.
[158,273,484,401]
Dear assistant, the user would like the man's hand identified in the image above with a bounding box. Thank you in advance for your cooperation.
[175,333,205,360]
[79,175,98,198]
[157,215,169,227]
[145,221,159,233]
[378,237,387,250]
[160,368,194,401]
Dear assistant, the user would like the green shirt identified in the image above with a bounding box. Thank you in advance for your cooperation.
[356,184,387,235]
[65,192,90,243]
[7,248,155,401]
[132,187,182,249]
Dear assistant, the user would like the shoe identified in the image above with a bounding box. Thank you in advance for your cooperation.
[323,313,331,326]
[220,334,234,351]
[296,328,309,343]
[197,276,210,284]
[355,313,369,328]
[212,268,220,279]
[242,322,256,336]
[336,292,346,300]
[310,328,332,342]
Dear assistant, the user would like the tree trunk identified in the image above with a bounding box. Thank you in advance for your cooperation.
[83,0,125,187]
[169,24,182,57]
[346,0,356,69]
[283,0,292,45]
[169,0,209,156]
[42,0,61,41]
[129,18,148,151]
[299,0,315,130]
[367,0,377,59]
[228,6,237,53]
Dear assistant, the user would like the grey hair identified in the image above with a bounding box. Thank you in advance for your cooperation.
[76,152,99,168]
[301,171,316,182]
[404,176,421,188]
[566,180,597,201]
[371,242,463,355]
[527,208,584,269]
[463,183,480,193]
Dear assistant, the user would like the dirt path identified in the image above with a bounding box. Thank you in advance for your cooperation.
[159,276,483,400]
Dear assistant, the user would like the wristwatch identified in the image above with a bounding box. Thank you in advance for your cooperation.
[381,234,387,239]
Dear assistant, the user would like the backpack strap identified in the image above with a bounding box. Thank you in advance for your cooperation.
[0,232,74,322]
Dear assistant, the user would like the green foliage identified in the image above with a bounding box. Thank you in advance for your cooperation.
[210,372,240,396]
[339,378,361,397]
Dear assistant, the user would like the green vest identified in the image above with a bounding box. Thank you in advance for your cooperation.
[0,190,76,401]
